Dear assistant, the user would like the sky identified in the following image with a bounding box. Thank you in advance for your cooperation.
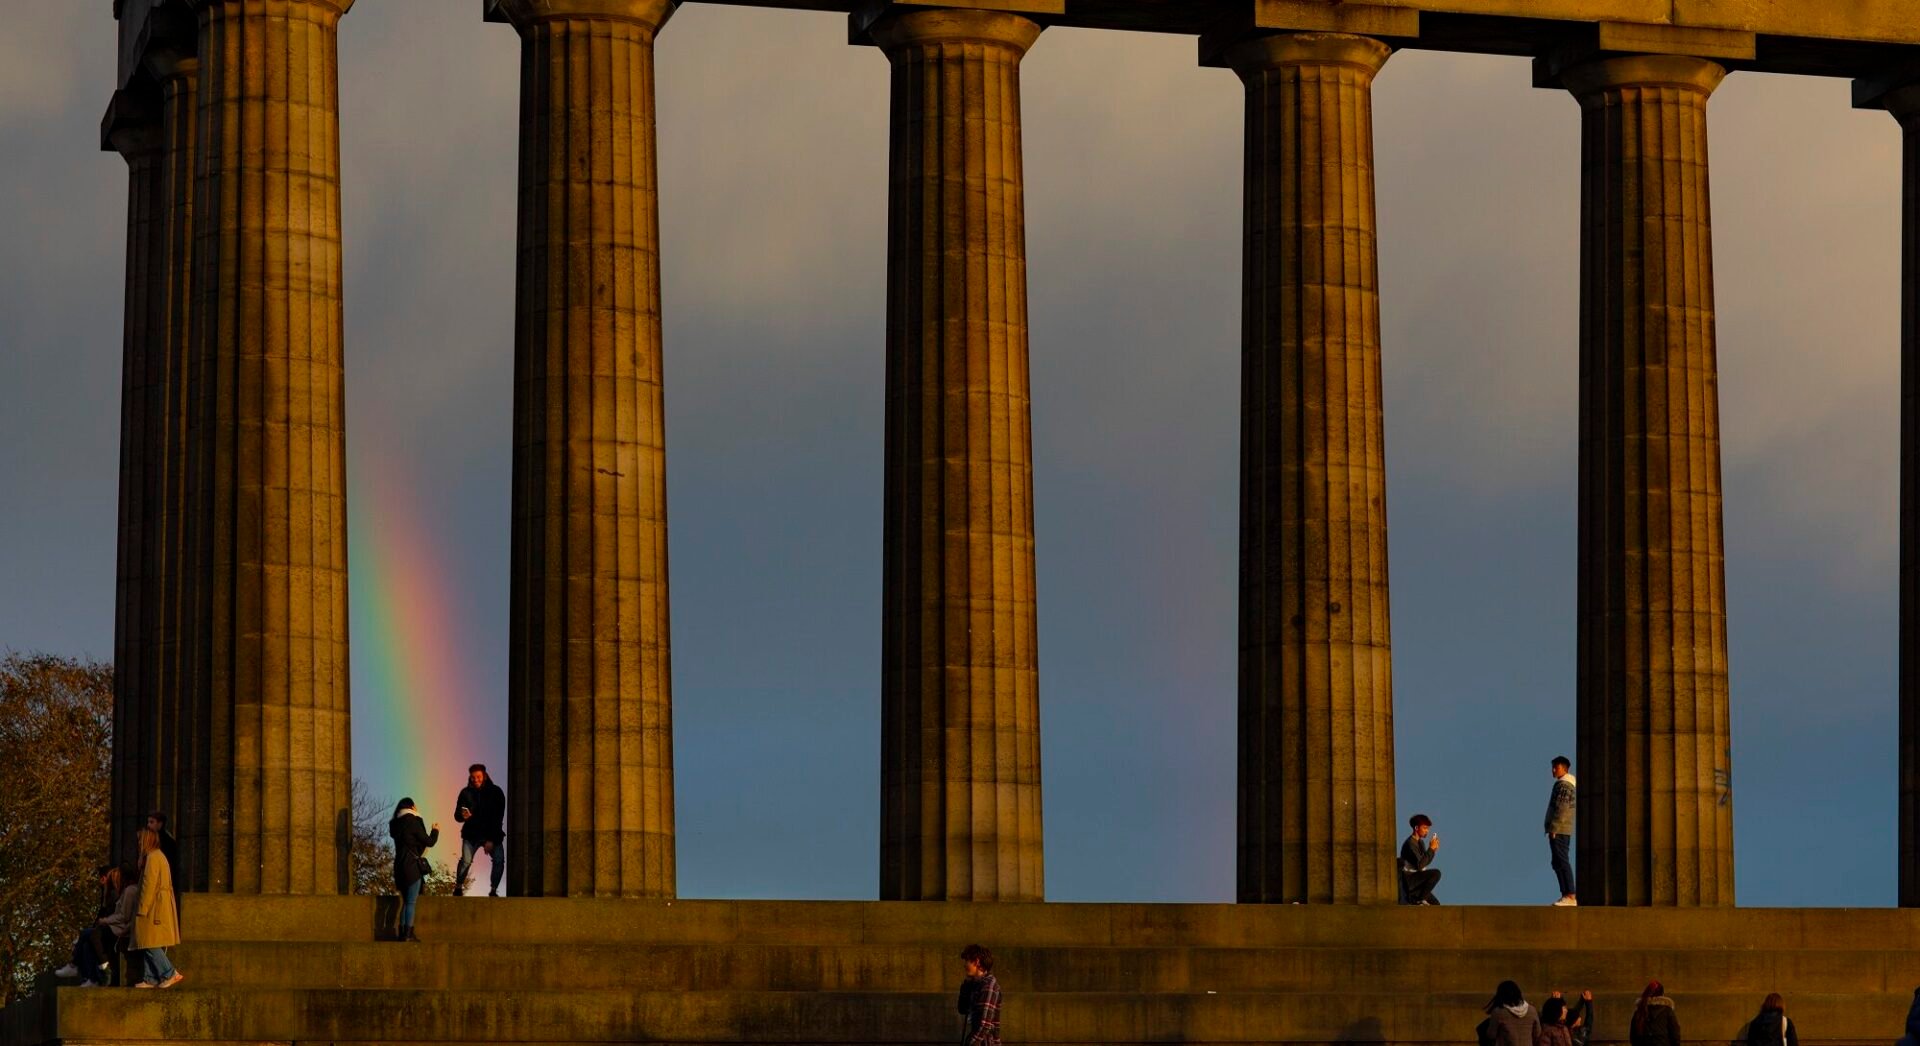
[0,1,1903,906]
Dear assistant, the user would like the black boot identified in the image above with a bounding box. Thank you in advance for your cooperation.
[402,924,420,943]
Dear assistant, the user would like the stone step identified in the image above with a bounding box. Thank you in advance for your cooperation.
[171,895,1920,951]
[156,939,1920,996]
[4,986,1910,1045]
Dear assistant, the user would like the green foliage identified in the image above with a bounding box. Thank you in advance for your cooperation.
[0,653,114,1007]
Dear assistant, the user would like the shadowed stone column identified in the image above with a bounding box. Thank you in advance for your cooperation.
[1885,85,1920,908]
[868,7,1046,902]
[1559,55,1734,906]
[106,34,200,875]
[494,0,677,898]
[185,0,354,893]
[104,80,168,870]
[1226,33,1397,906]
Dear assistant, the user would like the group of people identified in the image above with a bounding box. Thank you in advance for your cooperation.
[1401,756,1580,906]
[52,811,184,989]
[385,763,506,941]
[1480,980,1801,1046]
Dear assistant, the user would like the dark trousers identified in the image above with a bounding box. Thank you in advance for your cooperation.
[73,928,118,983]
[457,837,504,893]
[1402,868,1441,904]
[1549,833,1575,896]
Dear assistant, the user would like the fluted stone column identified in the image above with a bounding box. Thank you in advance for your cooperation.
[185,0,354,893]
[872,8,1046,902]
[147,50,202,886]
[496,0,677,898]
[104,80,170,870]
[1887,85,1920,908]
[1561,55,1734,906]
[1227,33,1398,906]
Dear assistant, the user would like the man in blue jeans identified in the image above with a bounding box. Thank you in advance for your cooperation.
[452,764,506,896]
[1545,756,1577,906]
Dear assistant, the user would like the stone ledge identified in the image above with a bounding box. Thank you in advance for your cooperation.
[172,895,1920,950]
[154,939,1920,995]
[6,987,1915,1044]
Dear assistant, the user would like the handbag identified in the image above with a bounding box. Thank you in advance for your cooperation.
[418,855,433,877]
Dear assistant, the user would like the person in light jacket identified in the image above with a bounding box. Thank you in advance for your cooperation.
[389,797,440,942]
[54,863,138,987]
[1545,757,1577,905]
[132,828,183,988]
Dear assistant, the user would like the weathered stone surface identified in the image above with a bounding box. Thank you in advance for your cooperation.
[1552,54,1734,907]
[496,0,678,897]
[179,0,355,894]
[1228,32,1397,907]
[9,899,1920,1045]
[1886,84,1920,910]
[871,8,1047,902]
[101,71,175,872]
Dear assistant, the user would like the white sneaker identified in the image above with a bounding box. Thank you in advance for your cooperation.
[1552,896,1578,907]
[53,964,79,978]
[77,980,101,989]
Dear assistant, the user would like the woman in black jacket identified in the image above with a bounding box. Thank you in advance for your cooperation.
[1745,994,1798,1046]
[1630,981,1682,1046]
[388,798,439,943]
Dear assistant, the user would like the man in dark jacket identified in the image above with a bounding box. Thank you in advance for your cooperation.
[453,764,506,896]
[1399,814,1442,905]
[1545,757,1576,906]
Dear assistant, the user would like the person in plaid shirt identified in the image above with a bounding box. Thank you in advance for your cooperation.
[957,943,1002,1046]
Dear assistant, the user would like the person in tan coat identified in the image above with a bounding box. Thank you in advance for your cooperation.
[132,828,184,988]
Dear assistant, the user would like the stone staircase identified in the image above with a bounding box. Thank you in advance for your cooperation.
[3,898,1916,1044]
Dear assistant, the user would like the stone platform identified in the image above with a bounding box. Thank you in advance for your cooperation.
[4,898,1918,1045]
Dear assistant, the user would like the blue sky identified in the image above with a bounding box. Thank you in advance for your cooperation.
[0,2,1901,905]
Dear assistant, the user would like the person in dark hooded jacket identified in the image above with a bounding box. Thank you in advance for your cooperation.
[1484,980,1542,1046]
[389,798,439,942]
[452,764,506,896]
[1744,994,1797,1046]
[1630,981,1682,1046]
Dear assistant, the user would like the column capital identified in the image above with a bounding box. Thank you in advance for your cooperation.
[1219,32,1390,82]
[144,50,199,87]
[1888,85,1920,123]
[486,0,675,33]
[1552,54,1727,100]
[100,85,162,159]
[187,0,354,12]
[855,7,1042,57]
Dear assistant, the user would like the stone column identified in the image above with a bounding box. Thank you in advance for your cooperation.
[104,8,201,872]
[104,81,169,870]
[1887,85,1920,908]
[496,0,677,898]
[1227,33,1398,906]
[1560,55,1734,906]
[870,7,1046,902]
[185,0,354,893]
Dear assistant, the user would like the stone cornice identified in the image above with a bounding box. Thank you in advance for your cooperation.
[485,0,677,32]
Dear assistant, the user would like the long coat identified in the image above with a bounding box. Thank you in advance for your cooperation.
[133,851,180,950]
[390,812,439,889]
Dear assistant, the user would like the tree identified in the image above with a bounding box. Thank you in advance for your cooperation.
[0,653,113,1006]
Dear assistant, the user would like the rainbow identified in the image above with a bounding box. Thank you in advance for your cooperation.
[349,442,501,892]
